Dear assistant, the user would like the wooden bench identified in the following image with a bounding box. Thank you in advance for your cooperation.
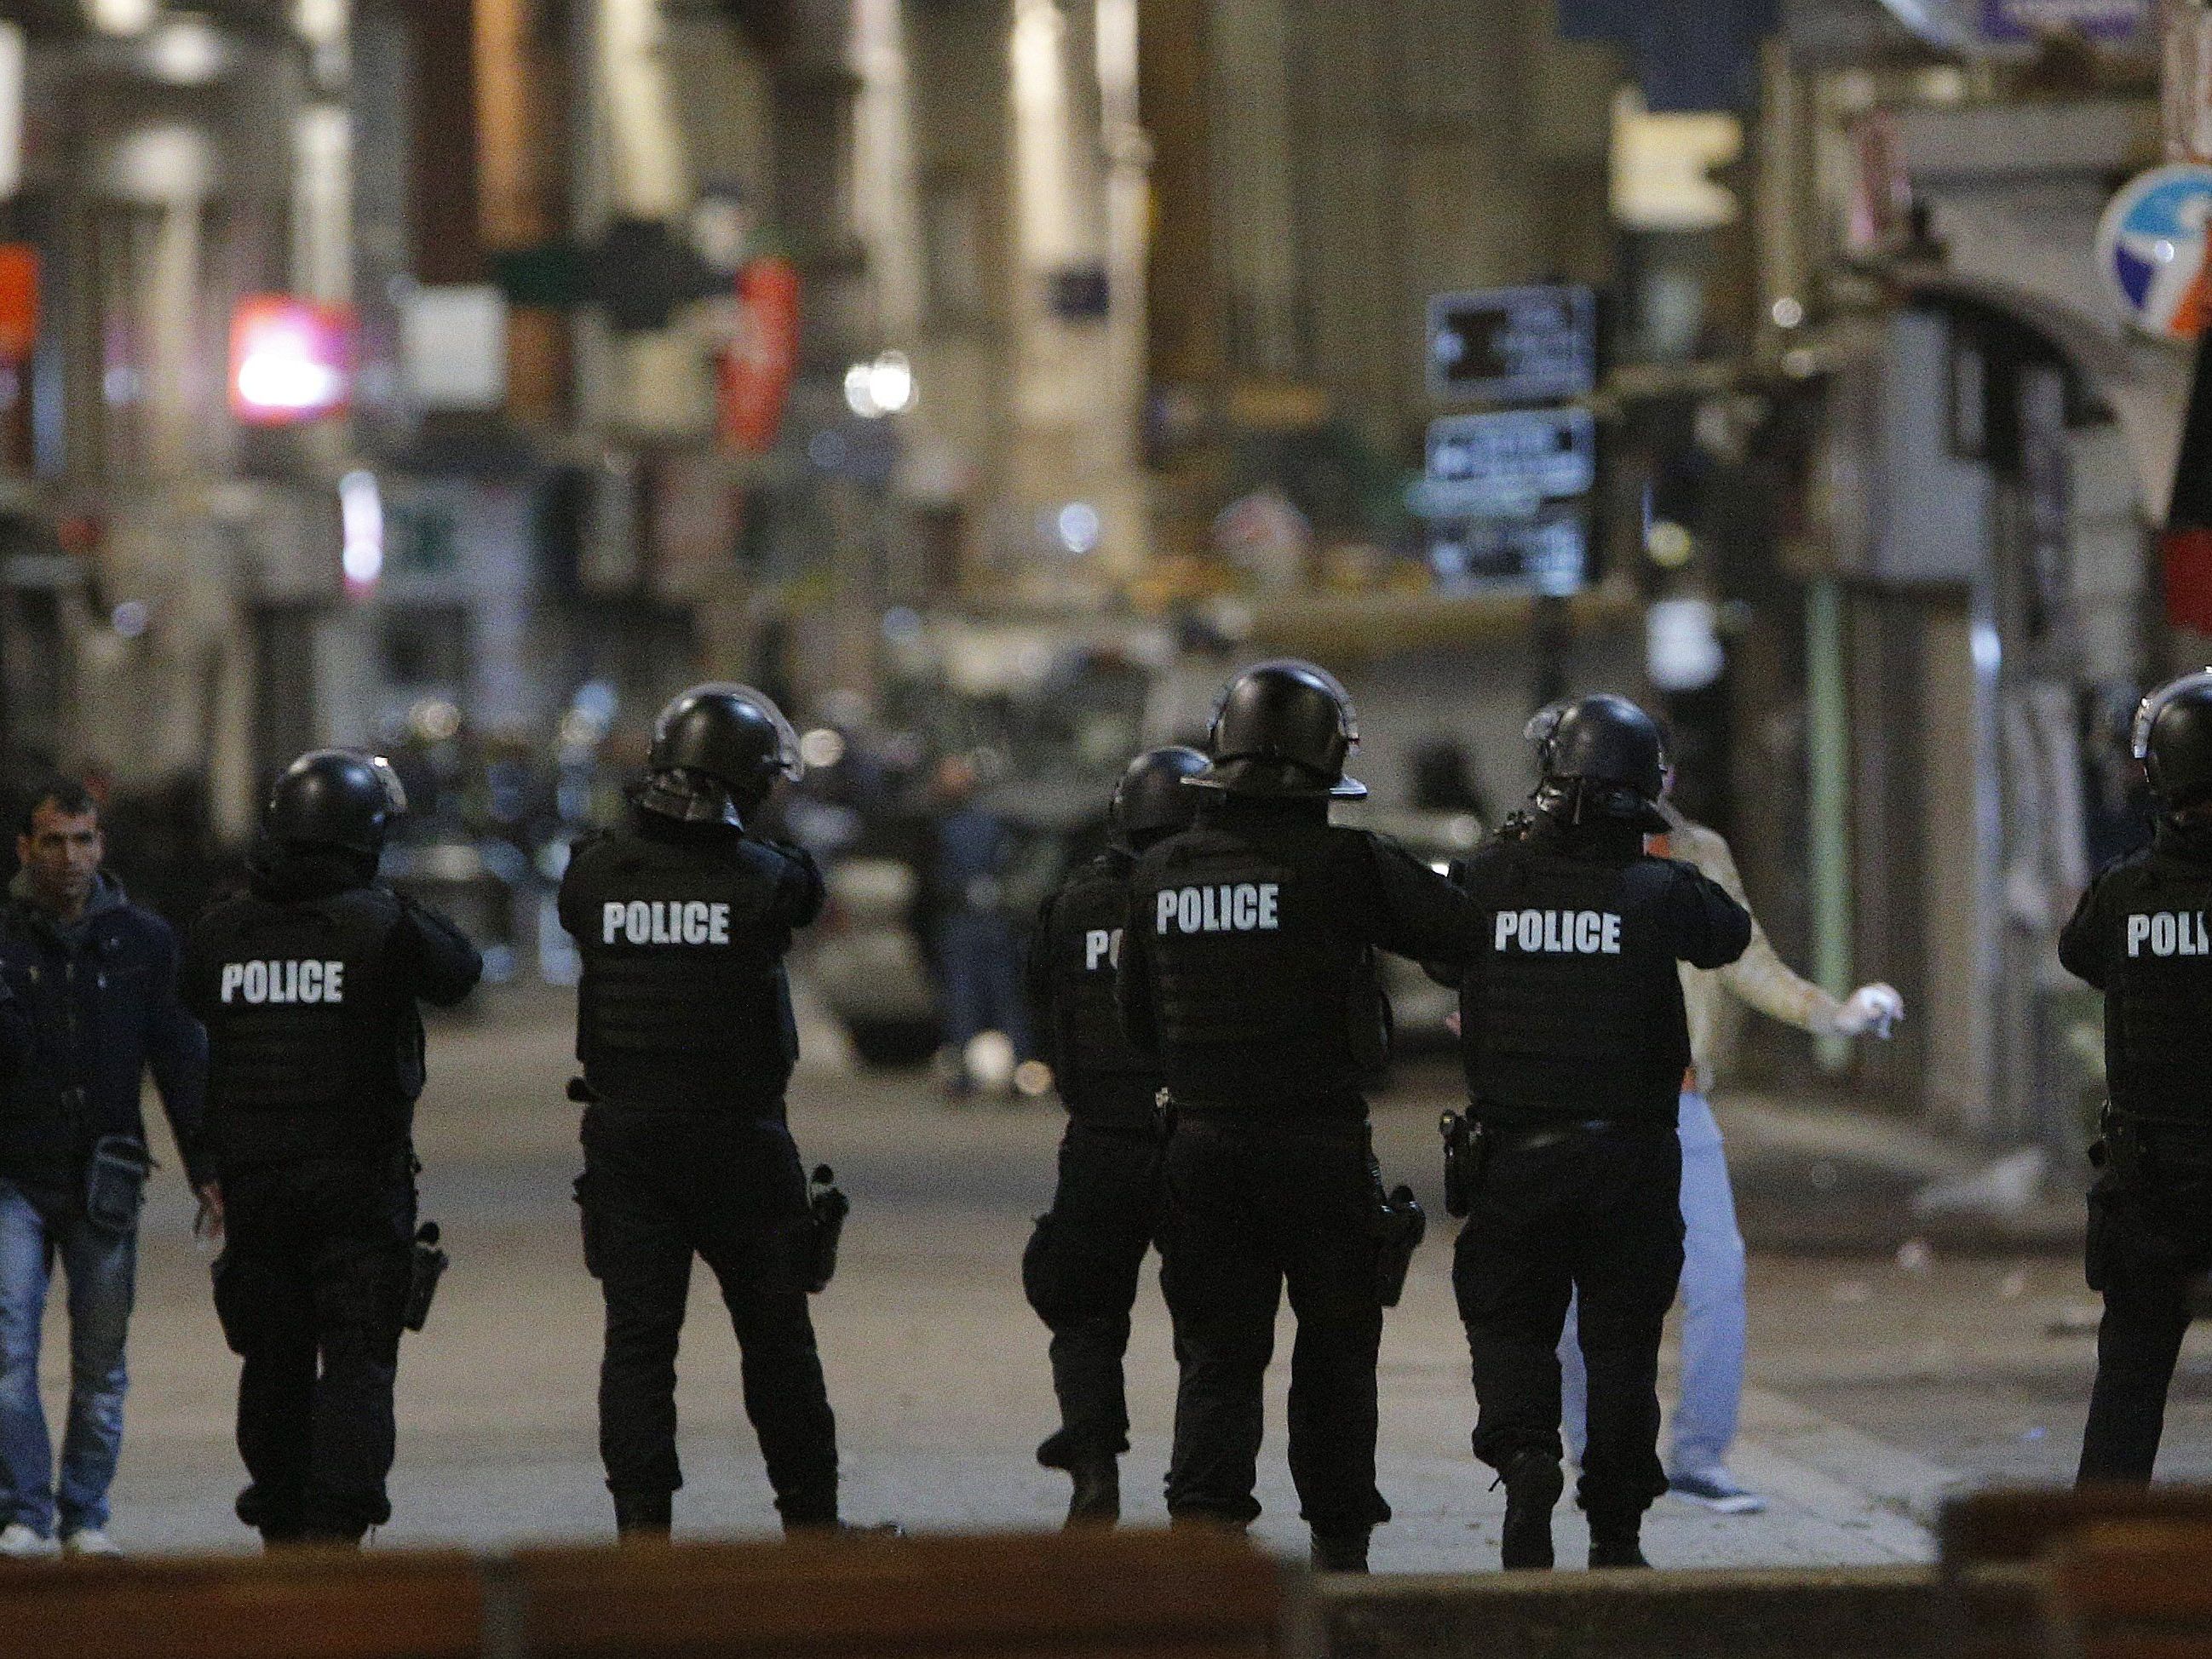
[501,1528,1305,1659]
[0,1546,484,1659]
[1941,1488,2212,1571]
[0,1528,1301,1659]
[1940,1489,2212,1659]
[2044,1519,2212,1659]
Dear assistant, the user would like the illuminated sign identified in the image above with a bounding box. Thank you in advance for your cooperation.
[229,295,353,424]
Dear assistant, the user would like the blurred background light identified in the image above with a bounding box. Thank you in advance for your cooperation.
[338,468,382,589]
[231,296,353,423]
[86,0,157,36]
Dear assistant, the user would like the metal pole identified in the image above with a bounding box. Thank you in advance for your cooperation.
[1807,577,1853,1074]
[2165,0,2212,164]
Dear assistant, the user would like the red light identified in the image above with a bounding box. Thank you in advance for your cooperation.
[229,295,353,425]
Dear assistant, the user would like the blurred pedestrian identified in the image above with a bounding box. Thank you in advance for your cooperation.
[1023,745,1205,1525]
[0,778,186,1559]
[924,756,1031,1098]
[186,752,481,1548]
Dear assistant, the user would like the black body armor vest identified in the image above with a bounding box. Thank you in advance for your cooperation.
[2064,831,2212,1126]
[560,818,813,1114]
[1128,817,1388,1114]
[189,886,414,1164]
[1036,853,1159,1126]
[1450,830,1747,1127]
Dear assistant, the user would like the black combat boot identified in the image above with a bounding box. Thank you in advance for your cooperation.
[1498,1449,1564,1571]
[1588,1513,1650,1570]
[1309,1529,1371,1573]
[612,1491,674,1538]
[237,1484,305,1550]
[1066,1459,1121,1528]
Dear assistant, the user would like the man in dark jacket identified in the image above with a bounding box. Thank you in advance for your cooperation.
[0,778,201,1559]
[1023,745,1206,1527]
[184,751,481,1547]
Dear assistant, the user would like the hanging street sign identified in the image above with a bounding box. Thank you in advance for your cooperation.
[2095,163,2212,343]
[1428,507,1589,597]
[1414,405,1597,519]
[1426,284,1597,405]
[1979,0,2147,43]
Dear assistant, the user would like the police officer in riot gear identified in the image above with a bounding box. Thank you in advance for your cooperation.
[1440,694,1749,1571]
[558,683,854,1537]
[1117,661,1479,1573]
[1023,744,1207,1527]
[2064,669,2212,1484]
[184,750,482,1547]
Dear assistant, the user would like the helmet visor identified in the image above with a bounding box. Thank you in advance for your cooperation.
[2133,670,2212,763]
[757,697,805,783]
[1523,702,1568,753]
[366,754,410,817]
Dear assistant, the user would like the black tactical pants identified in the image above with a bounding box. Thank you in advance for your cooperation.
[2079,1166,2212,1484]
[1159,1113,1386,1539]
[214,1155,416,1544]
[577,1102,839,1527]
[1024,1120,1163,1467]
[1453,1122,1683,1525]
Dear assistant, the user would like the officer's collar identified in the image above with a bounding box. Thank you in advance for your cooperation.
[628,804,745,847]
[1521,812,1645,863]
[1198,793,1329,828]
[248,840,375,902]
[2153,813,2212,864]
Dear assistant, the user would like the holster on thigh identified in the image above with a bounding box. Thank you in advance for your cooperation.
[319,1241,412,1365]
[1024,1210,1129,1326]
[210,1249,273,1357]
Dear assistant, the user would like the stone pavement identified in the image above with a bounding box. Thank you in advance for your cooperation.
[29,991,2145,1569]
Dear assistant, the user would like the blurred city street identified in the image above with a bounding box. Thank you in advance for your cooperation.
[68,986,2183,1571]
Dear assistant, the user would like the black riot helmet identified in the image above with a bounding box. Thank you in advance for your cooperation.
[2134,670,2212,810]
[1108,745,1209,852]
[1192,660,1365,801]
[1531,694,1669,833]
[638,682,803,829]
[266,749,409,856]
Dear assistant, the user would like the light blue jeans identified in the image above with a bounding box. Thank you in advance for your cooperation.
[0,1180,138,1537]
[1561,1093,1747,1478]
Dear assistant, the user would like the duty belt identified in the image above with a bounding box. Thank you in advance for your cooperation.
[1490,1117,1641,1155]
[1166,1096,1368,1139]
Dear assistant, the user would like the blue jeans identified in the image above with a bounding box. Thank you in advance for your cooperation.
[1560,1093,1747,1478]
[936,911,1032,1059]
[0,1180,138,1537]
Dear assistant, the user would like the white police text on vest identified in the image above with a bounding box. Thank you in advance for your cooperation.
[1154,883,1281,936]
[221,960,346,1005]
[1494,909,1623,956]
[2127,910,2212,959]
[1083,927,1124,971]
[602,899,733,946]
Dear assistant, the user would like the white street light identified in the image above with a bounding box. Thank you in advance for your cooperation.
[843,351,916,418]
